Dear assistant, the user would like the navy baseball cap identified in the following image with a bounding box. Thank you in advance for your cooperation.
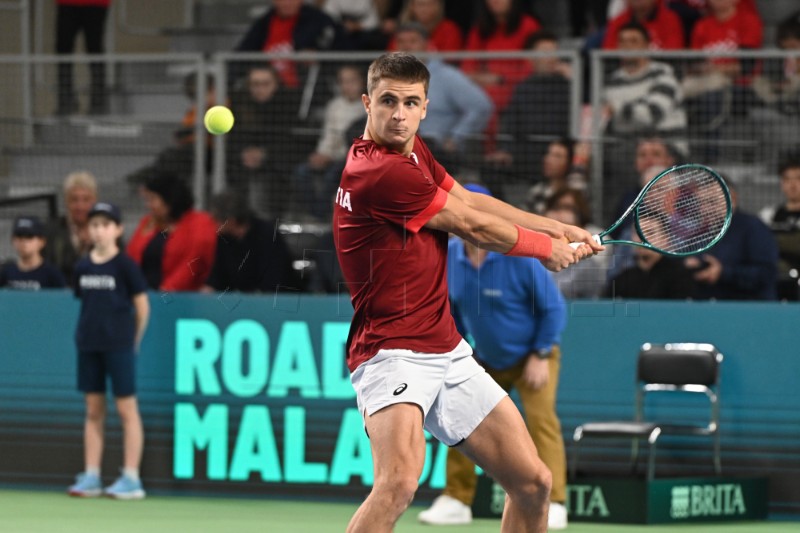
[88,202,121,224]
[12,216,45,237]
[464,183,493,197]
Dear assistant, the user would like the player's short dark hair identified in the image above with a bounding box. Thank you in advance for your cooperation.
[210,190,255,224]
[367,53,430,96]
[618,21,651,43]
[142,171,194,222]
[779,159,800,176]
[525,29,558,50]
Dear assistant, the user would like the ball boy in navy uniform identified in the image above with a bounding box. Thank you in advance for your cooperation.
[0,216,66,290]
[68,202,150,499]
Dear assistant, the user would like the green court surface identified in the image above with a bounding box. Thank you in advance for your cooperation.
[0,489,795,533]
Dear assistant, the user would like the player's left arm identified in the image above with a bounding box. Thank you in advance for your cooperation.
[447,178,603,251]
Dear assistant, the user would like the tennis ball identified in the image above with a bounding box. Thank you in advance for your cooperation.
[204,105,234,135]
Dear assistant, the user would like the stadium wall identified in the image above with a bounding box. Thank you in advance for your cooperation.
[0,292,797,515]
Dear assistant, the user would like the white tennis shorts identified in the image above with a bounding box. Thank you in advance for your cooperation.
[350,338,507,446]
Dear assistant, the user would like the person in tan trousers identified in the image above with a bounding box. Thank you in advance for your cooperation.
[419,183,569,530]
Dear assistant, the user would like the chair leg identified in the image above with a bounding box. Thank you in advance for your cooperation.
[713,431,722,475]
[647,440,657,481]
[630,438,641,475]
[571,440,582,480]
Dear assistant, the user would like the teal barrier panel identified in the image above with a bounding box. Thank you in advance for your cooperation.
[0,292,798,514]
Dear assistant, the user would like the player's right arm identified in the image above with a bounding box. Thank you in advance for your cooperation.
[425,193,582,271]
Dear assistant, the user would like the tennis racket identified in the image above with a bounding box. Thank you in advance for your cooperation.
[572,164,732,256]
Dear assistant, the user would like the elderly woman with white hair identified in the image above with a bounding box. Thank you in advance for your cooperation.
[43,170,98,284]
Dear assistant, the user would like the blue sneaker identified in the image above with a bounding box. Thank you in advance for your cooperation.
[104,474,146,500]
[68,472,102,497]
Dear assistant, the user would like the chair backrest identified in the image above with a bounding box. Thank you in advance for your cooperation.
[637,343,722,387]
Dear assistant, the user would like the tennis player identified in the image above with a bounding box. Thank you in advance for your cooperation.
[334,53,602,533]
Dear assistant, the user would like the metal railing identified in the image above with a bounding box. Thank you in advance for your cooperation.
[1,48,798,228]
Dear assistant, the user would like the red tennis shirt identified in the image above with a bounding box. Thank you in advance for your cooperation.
[334,135,462,372]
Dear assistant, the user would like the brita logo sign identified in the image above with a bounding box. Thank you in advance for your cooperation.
[670,484,747,518]
[567,485,610,517]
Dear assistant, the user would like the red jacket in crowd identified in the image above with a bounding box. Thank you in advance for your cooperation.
[126,210,218,292]
[461,15,540,111]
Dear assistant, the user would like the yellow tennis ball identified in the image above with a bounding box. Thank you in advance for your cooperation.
[204,105,234,135]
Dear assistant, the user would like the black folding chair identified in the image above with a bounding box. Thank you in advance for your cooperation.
[571,343,723,481]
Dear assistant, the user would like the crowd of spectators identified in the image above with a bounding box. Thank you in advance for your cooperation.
[5,1,800,301]
[214,0,800,222]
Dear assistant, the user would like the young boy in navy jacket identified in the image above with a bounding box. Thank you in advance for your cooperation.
[68,202,150,499]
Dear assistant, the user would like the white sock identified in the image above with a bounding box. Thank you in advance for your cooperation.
[123,468,139,481]
[86,467,100,477]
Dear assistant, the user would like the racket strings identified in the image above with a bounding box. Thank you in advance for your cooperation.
[636,167,729,254]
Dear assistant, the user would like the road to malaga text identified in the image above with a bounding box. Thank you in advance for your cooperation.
[172,319,447,487]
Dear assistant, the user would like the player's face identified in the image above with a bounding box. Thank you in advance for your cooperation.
[363,78,428,155]
[87,216,122,248]
[65,186,97,226]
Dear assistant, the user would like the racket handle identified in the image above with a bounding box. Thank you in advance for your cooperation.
[569,234,601,249]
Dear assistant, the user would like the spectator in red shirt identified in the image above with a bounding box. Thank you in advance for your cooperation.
[664,0,760,40]
[684,0,763,141]
[55,0,111,115]
[387,0,463,52]
[690,0,762,63]
[461,0,541,112]
[602,0,685,49]
[126,173,217,292]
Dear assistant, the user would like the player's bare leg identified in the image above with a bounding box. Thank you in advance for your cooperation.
[115,395,143,471]
[459,397,552,533]
[83,393,106,470]
[347,403,427,533]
